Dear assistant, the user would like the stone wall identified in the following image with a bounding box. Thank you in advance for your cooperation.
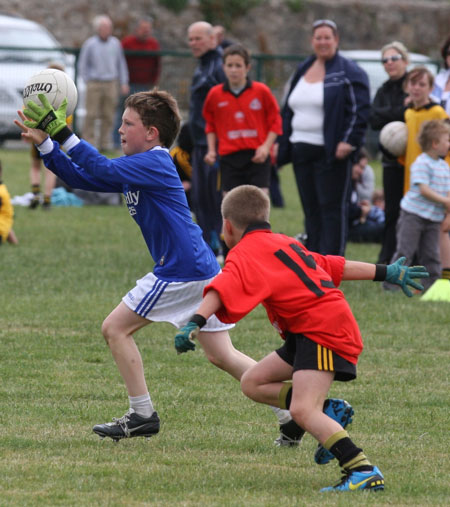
[2,0,448,111]
[1,0,449,57]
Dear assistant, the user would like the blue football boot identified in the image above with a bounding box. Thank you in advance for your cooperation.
[315,398,354,465]
[320,466,385,492]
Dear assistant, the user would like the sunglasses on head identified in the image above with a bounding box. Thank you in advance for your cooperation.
[312,19,337,30]
[382,54,403,64]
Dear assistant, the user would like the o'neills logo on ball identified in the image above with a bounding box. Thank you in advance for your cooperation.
[23,82,53,98]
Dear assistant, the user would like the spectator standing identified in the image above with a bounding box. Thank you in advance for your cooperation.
[213,25,233,51]
[370,41,410,263]
[114,17,161,148]
[431,36,450,116]
[203,44,282,196]
[386,120,450,291]
[121,17,161,94]
[187,21,226,256]
[402,67,450,282]
[403,66,448,194]
[277,19,370,256]
[78,15,129,151]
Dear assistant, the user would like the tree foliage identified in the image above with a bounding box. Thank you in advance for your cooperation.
[198,0,264,28]
[158,0,188,14]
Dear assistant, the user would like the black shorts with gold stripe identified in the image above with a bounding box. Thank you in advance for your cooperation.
[275,333,356,382]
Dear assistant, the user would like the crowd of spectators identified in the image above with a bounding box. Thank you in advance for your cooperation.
[11,14,450,295]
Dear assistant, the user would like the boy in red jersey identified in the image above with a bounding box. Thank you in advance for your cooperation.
[203,44,282,195]
[175,185,429,493]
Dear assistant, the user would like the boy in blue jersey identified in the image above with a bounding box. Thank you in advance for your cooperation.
[16,90,313,444]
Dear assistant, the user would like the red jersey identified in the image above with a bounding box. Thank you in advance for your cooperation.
[205,224,363,364]
[203,80,282,156]
[121,35,160,85]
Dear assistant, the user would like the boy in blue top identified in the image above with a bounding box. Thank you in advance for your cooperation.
[16,89,322,444]
[386,119,450,291]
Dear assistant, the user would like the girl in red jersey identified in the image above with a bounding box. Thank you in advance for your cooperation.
[203,44,282,196]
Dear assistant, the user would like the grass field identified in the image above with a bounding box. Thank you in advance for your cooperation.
[0,146,449,506]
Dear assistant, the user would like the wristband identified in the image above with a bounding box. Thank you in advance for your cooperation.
[37,110,57,131]
[189,314,207,328]
[36,136,54,155]
[373,264,387,281]
[53,126,73,145]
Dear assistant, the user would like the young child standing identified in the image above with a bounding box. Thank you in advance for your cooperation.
[203,44,282,195]
[387,120,450,291]
[0,161,18,246]
[175,185,429,492]
[403,66,449,194]
[16,90,311,445]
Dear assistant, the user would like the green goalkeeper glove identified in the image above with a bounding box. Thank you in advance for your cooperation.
[23,94,72,144]
[174,314,207,354]
[175,322,199,354]
[385,257,429,297]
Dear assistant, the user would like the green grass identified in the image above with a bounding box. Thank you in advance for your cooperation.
[0,147,449,505]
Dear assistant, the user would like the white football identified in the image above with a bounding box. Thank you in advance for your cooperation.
[23,68,78,117]
[379,121,408,157]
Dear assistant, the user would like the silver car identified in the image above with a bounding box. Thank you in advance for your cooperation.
[0,13,84,142]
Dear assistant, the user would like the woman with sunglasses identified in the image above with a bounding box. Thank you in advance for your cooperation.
[278,19,370,256]
[370,41,410,264]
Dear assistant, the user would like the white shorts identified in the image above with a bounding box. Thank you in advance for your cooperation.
[122,272,234,332]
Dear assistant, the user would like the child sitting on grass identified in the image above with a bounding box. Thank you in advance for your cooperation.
[175,184,429,493]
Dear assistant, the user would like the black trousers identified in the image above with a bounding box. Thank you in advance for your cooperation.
[292,142,352,256]
[378,160,404,263]
[191,144,223,253]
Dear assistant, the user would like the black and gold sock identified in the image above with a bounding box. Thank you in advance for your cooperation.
[31,184,40,196]
[278,381,292,410]
[324,430,373,471]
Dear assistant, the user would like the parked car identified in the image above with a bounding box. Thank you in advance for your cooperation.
[339,49,440,156]
[0,13,84,143]
[339,49,439,100]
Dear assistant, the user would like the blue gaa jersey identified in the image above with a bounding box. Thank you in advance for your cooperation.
[42,140,219,282]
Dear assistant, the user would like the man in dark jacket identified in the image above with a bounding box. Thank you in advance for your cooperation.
[187,21,226,257]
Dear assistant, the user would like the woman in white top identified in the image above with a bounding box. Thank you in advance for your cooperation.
[277,20,370,255]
